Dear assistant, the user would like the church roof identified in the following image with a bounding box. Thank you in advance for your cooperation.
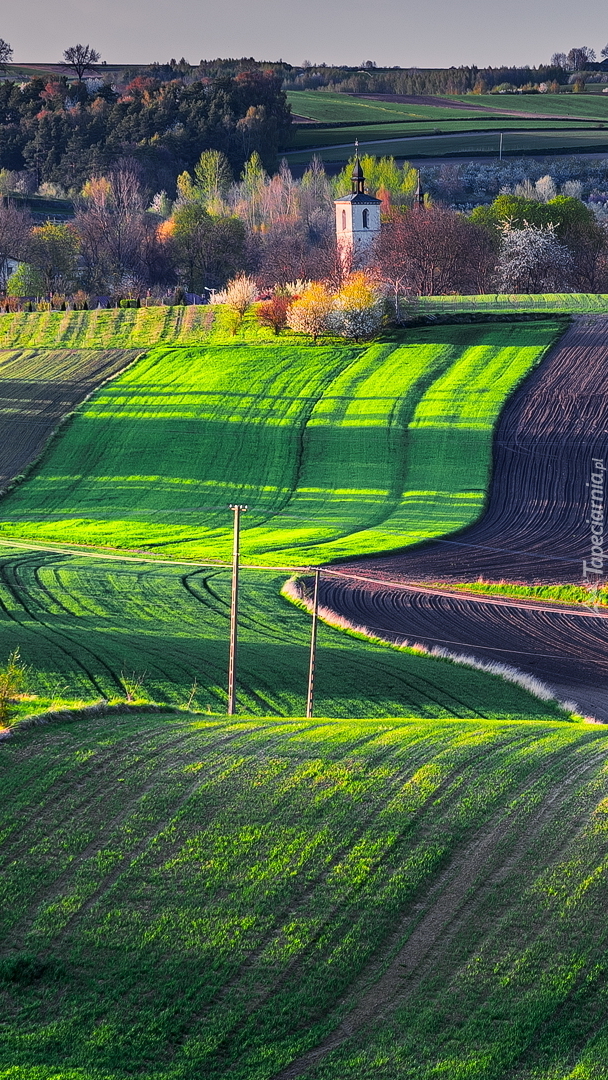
[334,192,381,205]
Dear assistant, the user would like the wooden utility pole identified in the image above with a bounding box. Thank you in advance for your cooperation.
[228,504,247,715]
[306,568,321,719]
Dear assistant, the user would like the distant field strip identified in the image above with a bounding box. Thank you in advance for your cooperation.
[0,322,563,564]
[410,293,608,315]
[0,347,142,487]
[287,126,608,164]
[289,118,598,152]
[286,90,490,123]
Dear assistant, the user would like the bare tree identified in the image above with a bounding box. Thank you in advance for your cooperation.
[567,46,596,71]
[0,38,13,72]
[374,206,495,298]
[0,201,32,290]
[550,53,568,70]
[62,44,101,83]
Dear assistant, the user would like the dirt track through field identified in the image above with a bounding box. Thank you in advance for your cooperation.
[0,348,142,487]
[323,317,608,719]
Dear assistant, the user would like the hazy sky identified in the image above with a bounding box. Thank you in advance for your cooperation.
[4,0,608,69]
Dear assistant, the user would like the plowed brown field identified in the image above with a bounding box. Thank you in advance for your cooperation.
[0,348,141,488]
[323,317,608,719]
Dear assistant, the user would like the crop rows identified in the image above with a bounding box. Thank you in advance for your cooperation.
[0,321,562,565]
[1,713,607,1079]
[411,292,608,315]
[0,347,142,487]
[326,317,608,720]
[0,548,564,721]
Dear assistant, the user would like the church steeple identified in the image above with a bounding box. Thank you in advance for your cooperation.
[351,140,365,195]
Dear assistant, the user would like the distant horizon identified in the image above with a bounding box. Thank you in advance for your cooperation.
[4,0,608,73]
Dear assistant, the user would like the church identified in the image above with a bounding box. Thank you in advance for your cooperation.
[334,154,381,265]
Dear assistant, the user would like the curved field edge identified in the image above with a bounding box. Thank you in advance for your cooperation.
[0,320,565,566]
[281,575,582,719]
[0,554,569,724]
[1,712,608,1080]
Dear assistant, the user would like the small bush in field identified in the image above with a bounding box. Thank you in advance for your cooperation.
[256,294,293,334]
[0,649,28,723]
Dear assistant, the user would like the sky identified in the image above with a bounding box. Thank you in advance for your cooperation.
[4,0,608,69]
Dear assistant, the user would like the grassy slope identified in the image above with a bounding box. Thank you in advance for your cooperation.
[0,549,565,721]
[287,128,608,165]
[286,90,489,122]
[453,92,608,118]
[0,305,271,351]
[1,713,607,1080]
[0,321,562,564]
[289,118,597,154]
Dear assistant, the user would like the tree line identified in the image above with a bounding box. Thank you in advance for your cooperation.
[0,151,605,310]
[0,56,292,193]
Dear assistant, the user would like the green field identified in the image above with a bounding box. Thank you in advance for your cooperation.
[0,548,566,720]
[289,117,598,151]
[454,92,608,119]
[286,90,487,123]
[1,711,607,1080]
[0,321,563,565]
[287,126,608,165]
[0,306,265,351]
[409,293,608,315]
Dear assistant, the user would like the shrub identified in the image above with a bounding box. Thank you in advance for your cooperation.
[256,293,293,334]
[328,272,383,341]
[0,649,28,724]
[6,263,45,298]
[286,281,333,342]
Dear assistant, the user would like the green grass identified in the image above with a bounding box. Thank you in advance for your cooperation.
[426,579,608,607]
[410,293,608,315]
[286,90,488,123]
[286,126,608,164]
[1,712,607,1079]
[289,117,599,152]
[454,92,608,118]
[0,551,566,722]
[0,321,563,564]
[0,305,279,351]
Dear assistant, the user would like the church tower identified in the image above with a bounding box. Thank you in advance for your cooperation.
[334,149,381,266]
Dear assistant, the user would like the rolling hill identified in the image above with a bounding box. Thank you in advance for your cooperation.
[1,711,607,1079]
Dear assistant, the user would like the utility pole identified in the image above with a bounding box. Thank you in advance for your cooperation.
[499,132,503,161]
[227,504,247,715]
[306,568,321,719]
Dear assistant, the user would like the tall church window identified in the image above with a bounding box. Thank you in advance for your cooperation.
[362,209,369,229]
[342,209,347,230]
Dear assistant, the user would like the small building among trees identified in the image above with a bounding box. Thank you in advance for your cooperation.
[334,152,381,266]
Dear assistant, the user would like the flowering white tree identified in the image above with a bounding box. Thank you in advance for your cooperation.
[496,224,573,293]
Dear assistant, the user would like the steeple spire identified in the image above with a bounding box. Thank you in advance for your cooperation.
[351,140,365,195]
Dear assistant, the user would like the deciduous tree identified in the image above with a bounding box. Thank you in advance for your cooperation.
[29,222,80,293]
[496,224,573,293]
[328,273,383,341]
[62,44,101,83]
[0,38,13,73]
[286,281,333,342]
